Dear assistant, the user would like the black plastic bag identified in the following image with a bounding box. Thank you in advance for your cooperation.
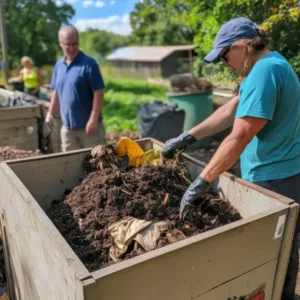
[138,100,185,142]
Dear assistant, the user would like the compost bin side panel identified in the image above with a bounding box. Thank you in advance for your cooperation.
[0,118,38,150]
[0,106,40,120]
[88,209,287,300]
[0,163,86,300]
[192,259,276,300]
[272,203,298,299]
[9,152,87,210]
[0,106,40,150]
[185,160,289,218]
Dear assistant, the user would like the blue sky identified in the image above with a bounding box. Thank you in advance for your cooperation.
[56,0,139,35]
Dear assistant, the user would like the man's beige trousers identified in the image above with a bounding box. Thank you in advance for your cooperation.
[61,121,106,152]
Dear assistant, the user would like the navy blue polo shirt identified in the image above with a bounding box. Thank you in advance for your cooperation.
[51,51,104,129]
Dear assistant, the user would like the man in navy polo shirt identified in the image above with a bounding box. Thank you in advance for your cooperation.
[46,25,106,151]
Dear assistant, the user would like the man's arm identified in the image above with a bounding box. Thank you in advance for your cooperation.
[45,90,59,123]
[189,95,239,140]
[86,89,104,135]
[200,116,268,182]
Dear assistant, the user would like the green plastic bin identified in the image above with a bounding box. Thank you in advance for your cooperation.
[167,91,213,148]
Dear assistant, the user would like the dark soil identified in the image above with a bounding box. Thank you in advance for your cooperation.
[48,162,241,272]
[0,146,40,162]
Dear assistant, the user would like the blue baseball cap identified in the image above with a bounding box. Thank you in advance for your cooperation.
[204,17,258,63]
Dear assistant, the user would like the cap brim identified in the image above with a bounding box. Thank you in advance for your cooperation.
[204,48,223,63]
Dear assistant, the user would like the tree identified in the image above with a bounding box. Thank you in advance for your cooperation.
[171,0,300,75]
[79,29,129,65]
[130,0,194,46]
[262,0,300,59]
[4,0,75,68]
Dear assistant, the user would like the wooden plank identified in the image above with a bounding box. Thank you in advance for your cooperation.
[2,139,296,300]
[0,126,37,139]
[12,141,39,151]
[0,163,89,300]
[0,136,38,150]
[35,99,50,109]
[0,135,37,145]
[272,203,299,299]
[7,139,156,207]
[0,116,38,150]
[0,105,40,120]
[88,209,287,300]
[184,158,293,207]
[8,152,87,210]
[193,259,276,300]
[213,91,234,98]
[0,118,37,130]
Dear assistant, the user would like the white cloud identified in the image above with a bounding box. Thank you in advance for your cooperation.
[95,1,105,7]
[75,14,132,36]
[110,0,116,5]
[121,15,129,23]
[82,0,93,7]
[81,0,105,8]
[55,0,63,5]
[55,0,80,4]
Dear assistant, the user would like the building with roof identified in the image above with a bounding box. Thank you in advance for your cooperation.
[106,45,196,78]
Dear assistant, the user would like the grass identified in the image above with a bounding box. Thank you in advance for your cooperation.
[1,67,169,133]
[3,66,233,134]
[102,76,169,132]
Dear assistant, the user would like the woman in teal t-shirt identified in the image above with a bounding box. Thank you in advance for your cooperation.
[162,17,300,299]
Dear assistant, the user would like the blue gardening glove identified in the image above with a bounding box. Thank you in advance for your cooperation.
[180,176,211,218]
[162,132,197,158]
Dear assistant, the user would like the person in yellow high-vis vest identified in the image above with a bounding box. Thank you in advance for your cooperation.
[19,56,42,96]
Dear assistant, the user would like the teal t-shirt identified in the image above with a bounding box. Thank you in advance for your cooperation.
[235,51,300,182]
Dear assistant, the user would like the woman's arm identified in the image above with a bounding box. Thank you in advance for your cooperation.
[189,95,239,140]
[15,69,24,82]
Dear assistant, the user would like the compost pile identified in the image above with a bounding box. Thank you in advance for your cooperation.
[169,73,214,93]
[0,146,40,162]
[48,144,241,271]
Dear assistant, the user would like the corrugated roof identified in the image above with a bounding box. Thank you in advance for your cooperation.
[106,45,195,62]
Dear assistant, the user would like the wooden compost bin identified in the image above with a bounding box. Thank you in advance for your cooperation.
[0,105,40,150]
[0,138,298,300]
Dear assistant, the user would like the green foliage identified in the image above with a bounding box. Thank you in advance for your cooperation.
[4,0,75,68]
[202,63,237,88]
[262,0,300,59]
[79,29,130,65]
[289,52,300,75]
[166,0,300,77]
[130,0,194,45]
[102,77,168,132]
